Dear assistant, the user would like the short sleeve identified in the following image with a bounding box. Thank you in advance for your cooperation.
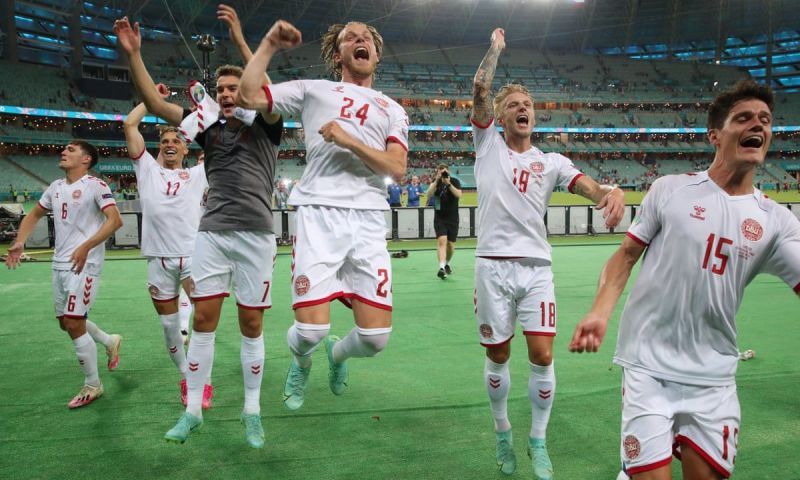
[38,184,54,211]
[253,113,283,146]
[764,211,800,294]
[132,150,157,177]
[387,105,409,151]
[470,118,502,160]
[553,154,584,192]
[627,177,668,247]
[263,80,306,118]
[190,164,208,188]
[93,179,116,211]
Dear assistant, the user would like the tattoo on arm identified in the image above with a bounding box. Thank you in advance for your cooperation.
[472,46,502,123]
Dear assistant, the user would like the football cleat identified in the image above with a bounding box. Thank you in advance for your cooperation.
[495,430,517,475]
[68,383,104,409]
[164,412,203,444]
[106,334,122,371]
[202,384,214,409]
[283,359,311,411]
[527,437,554,480]
[325,336,349,395]
[241,412,265,449]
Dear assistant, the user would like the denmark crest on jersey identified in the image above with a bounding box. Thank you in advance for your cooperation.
[178,170,190,180]
[72,190,82,199]
[529,161,545,174]
[479,323,493,339]
[741,218,763,241]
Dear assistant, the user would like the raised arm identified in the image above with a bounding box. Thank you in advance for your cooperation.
[124,84,172,158]
[114,17,183,126]
[472,28,506,125]
[218,4,282,124]
[238,20,302,112]
[4,204,47,269]
[568,236,646,353]
[573,175,625,228]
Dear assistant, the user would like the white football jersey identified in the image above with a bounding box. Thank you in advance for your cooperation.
[132,150,207,257]
[473,118,584,260]
[615,171,800,386]
[265,79,409,210]
[38,175,117,273]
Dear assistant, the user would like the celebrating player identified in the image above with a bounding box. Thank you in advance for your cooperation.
[569,80,800,479]
[5,141,123,409]
[114,9,282,448]
[238,20,408,411]
[122,85,209,408]
[471,28,625,478]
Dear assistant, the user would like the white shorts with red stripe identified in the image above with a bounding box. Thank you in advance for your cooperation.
[620,368,739,479]
[291,205,392,311]
[52,267,101,318]
[146,256,191,302]
[191,230,276,310]
[474,257,556,346]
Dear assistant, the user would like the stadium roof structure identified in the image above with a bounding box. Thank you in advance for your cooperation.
[2,0,800,90]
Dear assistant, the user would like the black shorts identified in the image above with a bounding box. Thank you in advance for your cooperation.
[434,216,459,242]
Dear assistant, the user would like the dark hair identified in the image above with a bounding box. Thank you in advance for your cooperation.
[707,79,774,130]
[70,139,99,168]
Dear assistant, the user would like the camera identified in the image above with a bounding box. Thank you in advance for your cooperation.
[440,171,449,179]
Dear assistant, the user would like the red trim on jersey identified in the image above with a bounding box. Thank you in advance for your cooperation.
[62,314,87,320]
[293,291,347,310]
[523,331,556,337]
[37,201,51,211]
[674,435,731,478]
[567,173,585,194]
[625,457,672,476]
[470,117,494,129]
[236,302,271,311]
[152,295,180,303]
[386,136,408,151]
[191,292,230,302]
[793,282,800,294]
[129,149,146,160]
[101,203,115,211]
[343,293,392,311]
[56,315,65,320]
[626,232,649,247]
[262,85,273,113]
[480,334,515,348]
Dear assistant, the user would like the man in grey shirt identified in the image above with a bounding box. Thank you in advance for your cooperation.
[115,16,280,449]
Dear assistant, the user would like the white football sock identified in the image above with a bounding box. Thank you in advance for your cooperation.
[73,333,100,387]
[186,331,215,417]
[332,327,391,363]
[85,320,112,347]
[241,334,264,415]
[485,357,512,432]
[286,321,330,368]
[160,313,187,376]
[528,361,555,439]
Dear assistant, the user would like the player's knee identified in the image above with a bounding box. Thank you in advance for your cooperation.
[57,316,67,331]
[529,349,553,366]
[63,317,85,337]
[288,322,330,356]
[486,345,510,364]
[357,327,391,356]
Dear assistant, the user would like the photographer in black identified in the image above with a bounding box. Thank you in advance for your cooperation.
[426,164,462,279]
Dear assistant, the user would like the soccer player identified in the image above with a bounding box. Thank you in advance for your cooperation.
[122,85,209,407]
[238,19,408,411]
[426,164,462,279]
[471,29,625,478]
[114,11,282,448]
[569,79,800,479]
[5,141,123,409]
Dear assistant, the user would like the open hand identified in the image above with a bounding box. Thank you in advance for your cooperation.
[113,17,141,54]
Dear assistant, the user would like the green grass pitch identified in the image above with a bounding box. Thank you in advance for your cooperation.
[0,238,797,479]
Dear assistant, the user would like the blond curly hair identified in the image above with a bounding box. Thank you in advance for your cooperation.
[493,83,532,119]
[321,22,384,78]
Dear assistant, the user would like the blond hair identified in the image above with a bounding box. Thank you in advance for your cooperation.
[321,22,384,78]
[214,64,243,79]
[493,83,532,119]
[158,125,186,144]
